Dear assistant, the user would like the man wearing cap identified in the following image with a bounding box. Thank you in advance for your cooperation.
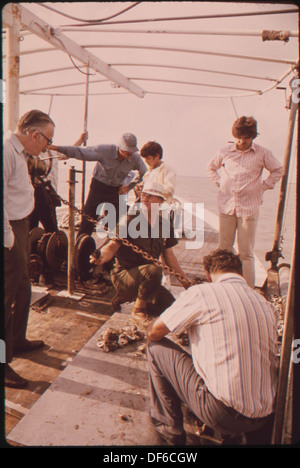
[50,132,147,238]
[91,180,189,326]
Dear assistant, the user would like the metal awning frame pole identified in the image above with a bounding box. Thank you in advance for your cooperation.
[267,78,299,268]
[81,60,90,213]
[48,94,54,115]
[2,3,145,98]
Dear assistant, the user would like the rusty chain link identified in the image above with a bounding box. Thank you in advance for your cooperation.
[56,191,200,288]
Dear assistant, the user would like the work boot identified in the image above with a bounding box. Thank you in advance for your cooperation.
[131,298,153,328]
[111,293,131,311]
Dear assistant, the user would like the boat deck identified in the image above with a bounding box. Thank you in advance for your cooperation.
[5,221,223,446]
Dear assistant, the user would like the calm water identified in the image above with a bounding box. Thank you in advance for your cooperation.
[176,176,296,268]
[57,165,296,269]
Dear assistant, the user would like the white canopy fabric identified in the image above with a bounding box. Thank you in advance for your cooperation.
[2,2,299,179]
[3,2,298,99]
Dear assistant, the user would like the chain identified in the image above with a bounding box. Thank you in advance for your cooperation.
[56,191,200,288]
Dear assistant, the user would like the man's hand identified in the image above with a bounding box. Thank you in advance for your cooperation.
[146,318,170,342]
[118,185,130,195]
[74,131,88,147]
[90,240,120,266]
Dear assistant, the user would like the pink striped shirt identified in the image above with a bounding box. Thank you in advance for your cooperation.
[206,142,283,217]
[161,273,280,418]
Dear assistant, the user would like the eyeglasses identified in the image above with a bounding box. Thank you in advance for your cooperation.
[36,130,53,146]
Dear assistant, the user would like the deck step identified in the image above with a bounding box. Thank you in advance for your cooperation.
[7,313,162,446]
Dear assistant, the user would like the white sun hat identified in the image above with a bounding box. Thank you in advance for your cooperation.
[142,180,168,200]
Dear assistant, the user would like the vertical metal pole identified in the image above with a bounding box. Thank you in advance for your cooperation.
[5,3,20,131]
[81,61,90,213]
[68,167,76,296]
[272,81,298,260]
[272,242,295,444]
[230,97,238,119]
[48,94,54,116]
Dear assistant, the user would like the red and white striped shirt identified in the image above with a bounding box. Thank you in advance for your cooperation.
[161,273,280,418]
[206,143,283,217]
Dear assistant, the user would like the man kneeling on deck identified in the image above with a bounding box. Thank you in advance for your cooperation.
[146,249,279,445]
[91,180,190,327]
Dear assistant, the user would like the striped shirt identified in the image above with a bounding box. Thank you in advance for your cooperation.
[206,142,283,217]
[160,273,279,418]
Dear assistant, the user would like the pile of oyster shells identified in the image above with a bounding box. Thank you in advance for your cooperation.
[97,325,145,352]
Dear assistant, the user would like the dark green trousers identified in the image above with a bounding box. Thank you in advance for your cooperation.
[111,264,175,316]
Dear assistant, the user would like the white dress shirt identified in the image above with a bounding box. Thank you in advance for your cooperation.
[4,131,34,248]
[206,142,283,217]
[160,273,280,418]
[142,162,176,203]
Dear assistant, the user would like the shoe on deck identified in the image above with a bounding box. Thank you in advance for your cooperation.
[5,364,28,389]
[13,339,45,356]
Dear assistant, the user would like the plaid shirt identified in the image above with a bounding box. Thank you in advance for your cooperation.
[161,273,280,418]
[207,142,283,217]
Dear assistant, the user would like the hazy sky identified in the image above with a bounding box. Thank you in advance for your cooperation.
[4,2,299,178]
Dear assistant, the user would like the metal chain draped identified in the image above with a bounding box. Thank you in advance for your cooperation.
[56,191,201,288]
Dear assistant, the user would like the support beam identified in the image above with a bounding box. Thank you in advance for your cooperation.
[2,3,145,98]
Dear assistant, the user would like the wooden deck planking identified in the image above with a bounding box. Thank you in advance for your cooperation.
[4,218,222,446]
[7,312,207,447]
[7,313,161,446]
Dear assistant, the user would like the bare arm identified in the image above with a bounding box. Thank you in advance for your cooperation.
[162,247,190,289]
[146,317,170,342]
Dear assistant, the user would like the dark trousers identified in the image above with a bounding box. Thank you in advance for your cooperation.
[29,184,58,233]
[111,264,175,315]
[77,178,120,238]
[5,218,32,363]
[147,338,272,444]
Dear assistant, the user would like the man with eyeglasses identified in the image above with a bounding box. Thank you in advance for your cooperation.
[4,109,55,388]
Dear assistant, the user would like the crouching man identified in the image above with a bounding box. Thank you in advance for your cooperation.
[91,180,189,327]
[146,249,279,445]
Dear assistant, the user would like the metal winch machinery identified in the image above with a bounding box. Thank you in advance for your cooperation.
[28,227,68,281]
[28,227,97,283]
[27,166,100,287]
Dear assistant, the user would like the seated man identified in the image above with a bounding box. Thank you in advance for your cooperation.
[146,249,279,445]
[91,180,190,326]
